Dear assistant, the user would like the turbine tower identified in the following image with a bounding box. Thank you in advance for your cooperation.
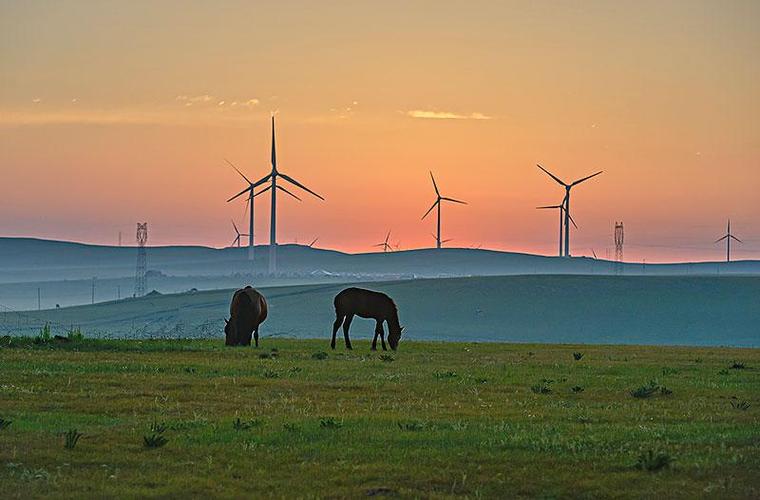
[134,222,147,297]
[536,199,577,257]
[373,231,394,253]
[536,164,602,257]
[422,171,466,249]
[226,159,300,261]
[230,220,249,248]
[715,219,741,262]
[228,116,322,274]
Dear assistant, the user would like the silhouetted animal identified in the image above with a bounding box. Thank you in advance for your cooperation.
[225,286,268,347]
[331,287,404,351]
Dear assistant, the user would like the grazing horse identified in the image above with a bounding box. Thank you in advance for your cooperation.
[225,286,268,347]
[331,287,404,351]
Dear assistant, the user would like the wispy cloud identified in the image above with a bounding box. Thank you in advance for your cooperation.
[406,110,492,120]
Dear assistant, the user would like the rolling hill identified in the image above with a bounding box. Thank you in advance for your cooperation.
[5,275,758,347]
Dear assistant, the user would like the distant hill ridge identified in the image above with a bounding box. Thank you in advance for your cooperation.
[0,237,758,283]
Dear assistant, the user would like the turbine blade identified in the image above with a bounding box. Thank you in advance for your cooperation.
[231,219,240,234]
[536,205,562,209]
[251,173,272,189]
[225,159,252,184]
[429,171,440,196]
[421,200,438,220]
[253,184,272,197]
[385,230,391,244]
[441,197,467,205]
[277,184,302,201]
[536,164,567,186]
[568,213,579,229]
[730,235,742,243]
[271,115,277,168]
[372,243,385,247]
[227,186,252,203]
[571,170,603,187]
[715,235,729,243]
[279,172,325,200]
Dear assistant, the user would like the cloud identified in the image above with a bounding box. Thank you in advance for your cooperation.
[32,98,41,104]
[406,110,492,120]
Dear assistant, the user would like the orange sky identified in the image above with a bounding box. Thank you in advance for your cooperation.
[1,1,758,262]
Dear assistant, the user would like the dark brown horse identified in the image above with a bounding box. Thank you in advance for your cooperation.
[331,287,404,351]
[225,286,268,347]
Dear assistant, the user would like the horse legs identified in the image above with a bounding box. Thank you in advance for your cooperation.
[372,320,383,351]
[331,314,344,350]
[253,326,259,348]
[379,323,388,351]
[342,314,354,350]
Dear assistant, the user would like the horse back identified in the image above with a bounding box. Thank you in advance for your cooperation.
[231,286,267,325]
[335,287,394,319]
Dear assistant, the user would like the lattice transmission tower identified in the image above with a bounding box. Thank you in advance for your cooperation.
[134,222,148,297]
[614,221,624,274]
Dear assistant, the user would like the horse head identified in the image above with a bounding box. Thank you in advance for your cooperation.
[388,325,404,351]
[224,318,236,345]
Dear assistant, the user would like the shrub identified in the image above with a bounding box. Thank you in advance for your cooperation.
[379,354,394,362]
[143,434,168,448]
[531,383,552,395]
[731,400,750,411]
[66,328,84,341]
[150,421,166,434]
[0,418,11,430]
[397,420,426,431]
[319,417,343,429]
[63,429,83,449]
[262,369,280,379]
[311,351,328,360]
[573,352,584,361]
[571,386,584,393]
[630,380,659,399]
[730,361,746,370]
[33,324,52,345]
[635,450,673,471]
[183,366,197,374]
[233,417,261,431]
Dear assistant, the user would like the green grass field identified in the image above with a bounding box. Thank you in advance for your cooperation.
[1,337,758,498]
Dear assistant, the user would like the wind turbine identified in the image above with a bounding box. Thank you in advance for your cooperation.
[230,219,249,248]
[536,199,577,257]
[229,116,324,274]
[715,219,742,262]
[536,164,602,257]
[226,159,301,261]
[308,237,319,248]
[421,171,466,249]
[373,231,394,253]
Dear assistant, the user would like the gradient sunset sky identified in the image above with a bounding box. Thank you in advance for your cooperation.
[1,0,758,262]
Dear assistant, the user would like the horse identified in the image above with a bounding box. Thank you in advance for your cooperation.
[225,286,268,347]
[331,287,404,351]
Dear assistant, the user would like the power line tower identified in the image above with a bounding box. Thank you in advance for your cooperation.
[134,222,148,297]
[614,221,624,275]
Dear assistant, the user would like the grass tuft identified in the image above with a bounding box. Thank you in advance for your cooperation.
[143,434,168,448]
[311,351,328,360]
[730,361,746,370]
[63,429,83,449]
[571,385,584,393]
[0,418,12,430]
[635,449,673,471]
[379,354,395,362]
[573,352,584,361]
[319,417,343,429]
[397,420,426,431]
[731,400,750,411]
[531,383,552,394]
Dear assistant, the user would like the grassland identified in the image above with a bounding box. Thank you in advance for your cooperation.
[1,337,758,498]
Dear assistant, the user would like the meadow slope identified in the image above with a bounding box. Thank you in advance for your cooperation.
[6,275,760,347]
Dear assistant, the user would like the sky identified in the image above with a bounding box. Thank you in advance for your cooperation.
[1,0,758,263]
